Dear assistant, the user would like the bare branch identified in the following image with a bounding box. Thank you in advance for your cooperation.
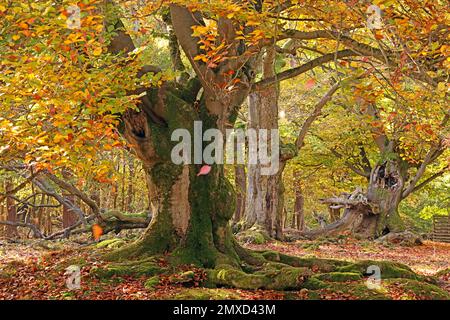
[295,82,341,150]
[403,168,448,198]
[253,50,356,90]
[402,146,447,199]
[0,221,43,238]
[44,172,100,217]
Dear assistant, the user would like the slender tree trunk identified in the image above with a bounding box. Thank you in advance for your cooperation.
[5,182,18,238]
[126,158,135,212]
[121,154,126,211]
[292,185,305,230]
[328,206,341,223]
[233,164,246,222]
[0,201,4,234]
[62,194,78,228]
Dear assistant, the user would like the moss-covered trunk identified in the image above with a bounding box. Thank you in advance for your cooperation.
[108,83,244,268]
[125,162,238,267]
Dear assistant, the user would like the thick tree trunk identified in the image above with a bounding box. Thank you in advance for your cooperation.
[366,160,406,236]
[103,2,255,267]
[108,86,241,267]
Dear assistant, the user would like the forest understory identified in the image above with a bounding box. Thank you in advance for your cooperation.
[1,236,449,300]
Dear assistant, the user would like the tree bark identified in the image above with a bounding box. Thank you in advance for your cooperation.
[242,47,284,239]
[108,92,241,267]
[328,206,341,223]
[126,157,135,212]
[103,4,251,266]
[233,164,246,222]
[297,160,407,240]
[5,182,18,238]
[366,160,406,236]
[292,185,305,230]
[62,194,78,228]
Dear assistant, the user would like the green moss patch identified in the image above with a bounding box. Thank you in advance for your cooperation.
[314,272,362,282]
[236,227,269,245]
[96,239,126,249]
[337,260,419,280]
[91,257,167,278]
[172,288,242,300]
[144,275,160,290]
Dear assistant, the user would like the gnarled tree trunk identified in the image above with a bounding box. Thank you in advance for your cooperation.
[298,160,406,240]
[366,160,406,236]
[108,88,243,267]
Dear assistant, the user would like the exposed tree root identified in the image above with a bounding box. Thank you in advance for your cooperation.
[96,240,444,295]
[235,225,271,245]
[375,231,423,246]
[91,256,167,278]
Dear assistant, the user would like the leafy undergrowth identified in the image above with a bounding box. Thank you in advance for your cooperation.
[0,238,449,300]
[0,240,283,300]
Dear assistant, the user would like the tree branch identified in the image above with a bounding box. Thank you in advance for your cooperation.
[253,50,356,90]
[0,221,43,238]
[281,29,441,86]
[402,147,446,199]
[295,82,341,150]
[169,4,212,91]
[329,148,371,178]
[44,172,100,217]
[403,168,448,198]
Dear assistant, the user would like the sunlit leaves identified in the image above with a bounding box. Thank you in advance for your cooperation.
[0,0,150,181]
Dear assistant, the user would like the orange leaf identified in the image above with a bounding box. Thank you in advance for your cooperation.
[305,78,316,90]
[92,224,103,241]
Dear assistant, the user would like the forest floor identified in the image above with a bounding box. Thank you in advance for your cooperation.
[0,237,449,300]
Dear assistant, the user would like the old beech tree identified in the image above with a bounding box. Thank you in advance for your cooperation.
[1,0,448,288]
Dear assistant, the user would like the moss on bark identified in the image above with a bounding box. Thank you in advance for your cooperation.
[92,257,167,278]
[336,260,421,280]
[313,272,362,282]
[205,263,311,290]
